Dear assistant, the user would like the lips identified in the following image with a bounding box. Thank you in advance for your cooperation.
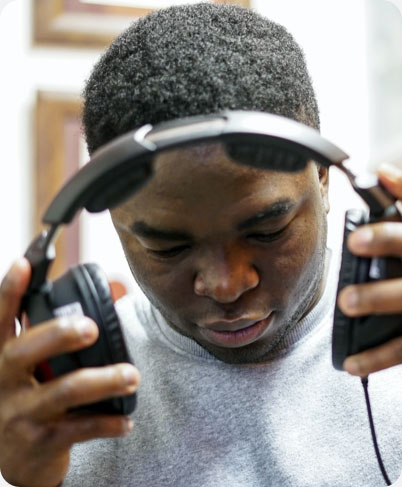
[203,318,263,332]
[198,314,274,348]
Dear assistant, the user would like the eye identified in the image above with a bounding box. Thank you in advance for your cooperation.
[148,245,190,258]
[247,227,286,243]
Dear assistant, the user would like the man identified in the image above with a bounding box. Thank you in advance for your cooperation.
[1,3,402,486]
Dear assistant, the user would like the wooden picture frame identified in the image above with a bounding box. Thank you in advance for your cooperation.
[35,91,83,279]
[33,0,251,48]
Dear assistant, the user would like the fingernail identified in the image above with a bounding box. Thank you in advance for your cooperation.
[350,227,373,249]
[343,289,358,310]
[344,358,360,375]
[123,418,134,434]
[121,365,138,386]
[75,319,97,338]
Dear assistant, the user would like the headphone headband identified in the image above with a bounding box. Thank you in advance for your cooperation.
[43,110,349,226]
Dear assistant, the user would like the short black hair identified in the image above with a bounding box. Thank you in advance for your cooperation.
[82,2,320,155]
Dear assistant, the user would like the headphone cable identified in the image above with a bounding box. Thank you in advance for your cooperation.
[361,376,392,486]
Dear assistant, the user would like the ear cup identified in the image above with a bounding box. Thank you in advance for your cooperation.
[332,208,369,370]
[70,263,136,414]
[42,263,136,414]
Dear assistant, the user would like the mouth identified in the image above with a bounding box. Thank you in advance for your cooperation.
[198,314,274,348]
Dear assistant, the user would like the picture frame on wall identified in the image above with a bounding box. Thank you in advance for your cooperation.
[33,0,251,49]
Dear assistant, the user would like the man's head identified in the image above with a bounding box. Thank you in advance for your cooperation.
[82,3,329,364]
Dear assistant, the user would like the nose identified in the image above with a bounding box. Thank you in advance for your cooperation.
[193,246,259,303]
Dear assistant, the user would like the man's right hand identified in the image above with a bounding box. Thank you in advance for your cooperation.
[0,259,140,487]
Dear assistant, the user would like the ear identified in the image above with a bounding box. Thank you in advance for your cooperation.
[317,164,330,214]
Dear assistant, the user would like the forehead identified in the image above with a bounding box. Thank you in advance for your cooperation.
[114,142,315,226]
[144,143,307,196]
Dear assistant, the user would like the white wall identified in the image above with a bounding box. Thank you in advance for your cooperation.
[366,0,402,168]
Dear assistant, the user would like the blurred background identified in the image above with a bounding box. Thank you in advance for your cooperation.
[0,0,401,296]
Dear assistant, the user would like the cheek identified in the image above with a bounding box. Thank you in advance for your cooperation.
[287,212,327,303]
[122,245,195,315]
[258,213,326,306]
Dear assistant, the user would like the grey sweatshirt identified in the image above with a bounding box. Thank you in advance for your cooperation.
[64,251,402,486]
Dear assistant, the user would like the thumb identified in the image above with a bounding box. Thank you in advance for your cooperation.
[0,258,31,348]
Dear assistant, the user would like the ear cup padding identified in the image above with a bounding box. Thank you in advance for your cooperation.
[71,263,131,367]
[70,263,136,414]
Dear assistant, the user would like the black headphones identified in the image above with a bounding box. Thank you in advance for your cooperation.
[21,110,402,414]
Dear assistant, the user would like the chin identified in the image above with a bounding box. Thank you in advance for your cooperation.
[198,337,277,364]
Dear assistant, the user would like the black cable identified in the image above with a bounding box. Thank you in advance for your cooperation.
[361,376,392,486]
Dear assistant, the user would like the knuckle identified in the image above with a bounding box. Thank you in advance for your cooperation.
[361,294,377,314]
[56,375,80,404]
[377,222,395,243]
[83,415,116,437]
[73,415,130,439]
[53,318,81,344]
[374,222,402,250]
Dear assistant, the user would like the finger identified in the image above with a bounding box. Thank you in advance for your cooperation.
[0,316,99,377]
[343,335,402,376]
[4,414,134,459]
[32,363,140,418]
[377,163,402,200]
[58,413,134,445]
[347,221,402,257]
[0,258,31,347]
[338,279,402,316]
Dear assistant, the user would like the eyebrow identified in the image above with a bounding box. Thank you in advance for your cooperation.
[130,198,296,241]
[131,221,193,241]
[236,198,296,231]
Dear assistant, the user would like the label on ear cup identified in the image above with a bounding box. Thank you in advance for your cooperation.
[54,301,85,318]
[369,257,382,280]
